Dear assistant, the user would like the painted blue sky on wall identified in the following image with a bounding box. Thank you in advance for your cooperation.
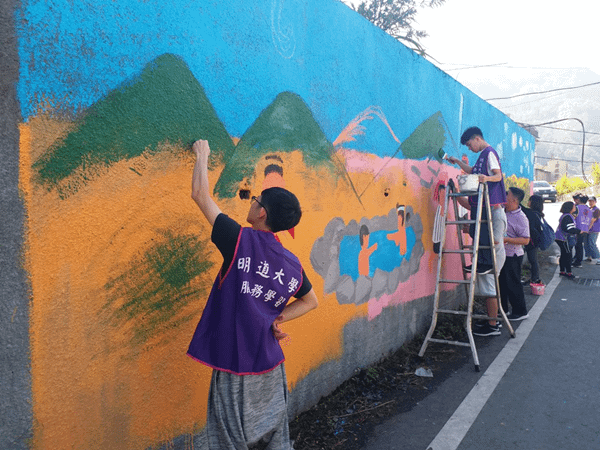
[16,0,535,178]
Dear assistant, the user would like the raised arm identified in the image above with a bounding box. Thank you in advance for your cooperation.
[191,139,221,227]
[447,156,473,174]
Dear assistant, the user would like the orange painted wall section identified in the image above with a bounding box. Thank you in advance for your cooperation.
[19,115,470,449]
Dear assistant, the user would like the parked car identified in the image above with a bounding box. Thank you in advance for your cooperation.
[532,180,557,202]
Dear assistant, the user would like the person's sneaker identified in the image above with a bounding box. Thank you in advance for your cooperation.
[474,320,503,329]
[507,312,529,321]
[473,322,501,336]
[565,272,577,279]
[596,260,600,265]
[521,278,531,285]
[559,272,567,277]
[572,263,582,268]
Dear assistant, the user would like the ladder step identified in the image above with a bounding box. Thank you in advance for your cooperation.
[446,220,475,225]
[442,249,471,254]
[448,192,478,197]
[436,309,468,315]
[434,311,501,320]
[427,338,471,347]
[439,279,471,284]
[461,245,492,250]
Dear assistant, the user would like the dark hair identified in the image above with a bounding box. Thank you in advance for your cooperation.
[579,194,589,203]
[572,193,581,202]
[560,201,574,214]
[508,186,525,203]
[590,196,597,202]
[528,194,544,214]
[460,127,483,145]
[359,225,370,246]
[259,187,302,233]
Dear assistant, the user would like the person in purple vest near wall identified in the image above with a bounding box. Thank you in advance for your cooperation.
[587,196,600,264]
[188,139,319,449]
[448,127,507,273]
[572,193,591,267]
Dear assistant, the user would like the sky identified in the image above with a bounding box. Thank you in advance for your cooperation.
[416,0,600,76]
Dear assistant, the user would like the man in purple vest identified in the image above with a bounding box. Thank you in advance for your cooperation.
[188,139,319,449]
[448,127,507,273]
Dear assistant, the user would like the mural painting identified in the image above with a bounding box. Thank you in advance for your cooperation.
[11,0,536,448]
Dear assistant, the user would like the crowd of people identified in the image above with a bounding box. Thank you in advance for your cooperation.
[555,193,600,279]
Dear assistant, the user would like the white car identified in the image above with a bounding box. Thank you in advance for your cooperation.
[532,181,557,202]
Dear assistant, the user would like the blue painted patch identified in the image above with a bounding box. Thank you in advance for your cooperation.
[339,227,416,281]
[16,0,535,179]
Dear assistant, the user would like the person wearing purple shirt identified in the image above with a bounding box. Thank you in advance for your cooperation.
[572,193,591,267]
[587,196,600,264]
[555,201,580,278]
[189,139,319,449]
[448,127,507,273]
[500,187,530,321]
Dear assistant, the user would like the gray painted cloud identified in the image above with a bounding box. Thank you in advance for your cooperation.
[310,207,424,305]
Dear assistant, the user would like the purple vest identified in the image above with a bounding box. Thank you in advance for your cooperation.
[187,227,303,375]
[575,204,591,231]
[555,213,574,241]
[591,206,600,232]
[468,147,507,209]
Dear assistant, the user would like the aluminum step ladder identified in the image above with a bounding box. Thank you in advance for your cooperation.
[418,180,515,371]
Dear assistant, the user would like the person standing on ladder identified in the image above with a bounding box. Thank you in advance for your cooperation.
[447,126,507,273]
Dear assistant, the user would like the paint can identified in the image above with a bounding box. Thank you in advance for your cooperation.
[530,283,545,296]
[457,174,479,192]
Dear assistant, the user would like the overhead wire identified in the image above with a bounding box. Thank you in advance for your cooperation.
[535,155,597,164]
[485,81,600,101]
[536,139,600,148]
[536,125,600,136]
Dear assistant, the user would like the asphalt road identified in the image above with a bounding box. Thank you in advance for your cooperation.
[363,200,600,450]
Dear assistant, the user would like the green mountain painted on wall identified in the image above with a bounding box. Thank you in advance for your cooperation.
[400,111,449,162]
[33,53,235,195]
[214,92,335,198]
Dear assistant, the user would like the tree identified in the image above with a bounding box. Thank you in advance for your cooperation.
[345,0,445,56]
[591,162,600,186]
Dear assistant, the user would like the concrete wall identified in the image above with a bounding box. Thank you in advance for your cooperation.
[2,0,534,448]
